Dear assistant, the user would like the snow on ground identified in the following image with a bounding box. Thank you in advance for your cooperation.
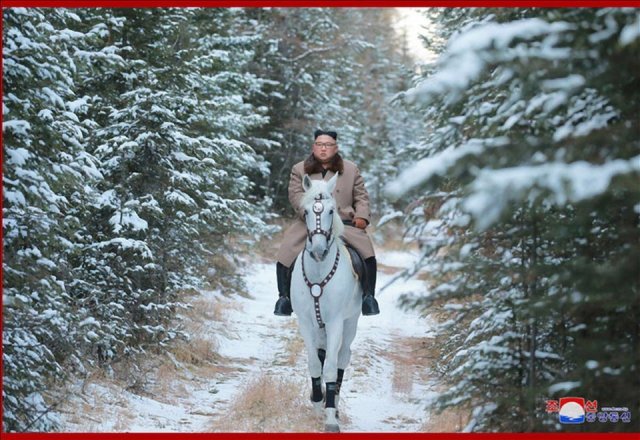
[376,249,421,270]
[57,248,437,432]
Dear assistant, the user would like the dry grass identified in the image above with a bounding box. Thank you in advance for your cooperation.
[209,373,321,432]
[370,218,416,250]
[48,372,136,432]
[153,361,188,400]
[172,294,242,368]
[377,333,471,432]
[280,320,305,367]
[54,288,240,425]
[250,218,290,263]
[111,407,135,431]
[377,336,422,395]
[170,337,220,368]
[180,294,232,328]
[422,405,471,432]
[156,294,246,399]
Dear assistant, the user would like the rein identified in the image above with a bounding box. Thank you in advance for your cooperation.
[302,194,339,329]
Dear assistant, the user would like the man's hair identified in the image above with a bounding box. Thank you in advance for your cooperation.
[314,129,338,141]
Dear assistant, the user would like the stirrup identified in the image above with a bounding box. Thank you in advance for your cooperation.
[362,294,380,316]
[274,296,293,316]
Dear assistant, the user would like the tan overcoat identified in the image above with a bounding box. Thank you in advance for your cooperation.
[276,158,376,267]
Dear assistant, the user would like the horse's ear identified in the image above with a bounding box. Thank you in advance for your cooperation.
[326,172,338,194]
[303,174,312,192]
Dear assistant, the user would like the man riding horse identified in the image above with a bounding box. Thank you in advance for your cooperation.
[274,129,380,317]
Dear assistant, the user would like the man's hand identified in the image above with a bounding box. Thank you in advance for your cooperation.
[353,217,368,229]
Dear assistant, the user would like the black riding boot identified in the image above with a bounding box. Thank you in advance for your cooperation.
[274,262,293,316]
[362,257,380,315]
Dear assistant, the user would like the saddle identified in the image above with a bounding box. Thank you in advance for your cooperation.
[341,220,368,293]
[344,243,367,293]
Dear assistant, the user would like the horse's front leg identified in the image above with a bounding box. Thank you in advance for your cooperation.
[323,319,344,432]
[298,320,324,415]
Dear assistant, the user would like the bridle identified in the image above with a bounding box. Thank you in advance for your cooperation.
[306,194,333,245]
[302,194,340,329]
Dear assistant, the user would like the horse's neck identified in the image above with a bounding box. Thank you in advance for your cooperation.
[304,240,339,281]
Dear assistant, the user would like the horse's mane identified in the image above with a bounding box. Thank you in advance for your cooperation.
[300,179,344,239]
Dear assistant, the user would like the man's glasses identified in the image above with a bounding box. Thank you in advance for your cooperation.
[314,142,337,148]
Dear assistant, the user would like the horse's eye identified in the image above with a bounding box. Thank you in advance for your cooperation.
[329,210,334,215]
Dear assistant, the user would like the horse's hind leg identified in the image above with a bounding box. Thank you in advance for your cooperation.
[337,316,358,370]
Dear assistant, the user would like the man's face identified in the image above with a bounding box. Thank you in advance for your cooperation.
[312,135,339,163]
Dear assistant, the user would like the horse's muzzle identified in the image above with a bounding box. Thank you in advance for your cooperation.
[312,248,329,262]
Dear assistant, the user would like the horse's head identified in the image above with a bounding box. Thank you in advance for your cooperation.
[301,173,344,262]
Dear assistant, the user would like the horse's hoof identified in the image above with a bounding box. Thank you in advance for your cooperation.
[325,407,339,431]
[325,423,340,432]
[312,400,324,417]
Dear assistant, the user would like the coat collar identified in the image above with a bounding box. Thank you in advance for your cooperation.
[304,152,344,176]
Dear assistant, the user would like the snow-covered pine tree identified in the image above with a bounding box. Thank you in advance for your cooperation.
[388,8,639,431]
[71,7,271,364]
[338,9,423,213]
[2,7,107,431]
[3,8,272,431]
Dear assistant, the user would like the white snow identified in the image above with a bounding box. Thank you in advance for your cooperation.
[4,190,27,206]
[3,119,32,136]
[619,13,640,46]
[57,249,438,432]
[109,208,148,233]
[78,317,100,328]
[96,189,117,209]
[405,18,573,104]
[385,137,509,198]
[464,155,640,230]
[172,152,198,162]
[585,360,599,370]
[548,381,581,394]
[5,147,31,166]
[40,87,65,108]
[376,249,421,270]
[376,211,404,228]
[541,74,585,91]
[94,238,153,259]
[165,189,196,207]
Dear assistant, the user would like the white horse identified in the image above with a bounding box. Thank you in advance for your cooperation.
[290,173,362,433]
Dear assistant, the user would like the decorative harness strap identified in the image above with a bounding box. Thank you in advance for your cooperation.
[302,247,340,329]
[302,193,339,329]
[307,194,332,244]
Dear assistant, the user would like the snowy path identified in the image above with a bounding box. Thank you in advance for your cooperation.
[57,250,437,432]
